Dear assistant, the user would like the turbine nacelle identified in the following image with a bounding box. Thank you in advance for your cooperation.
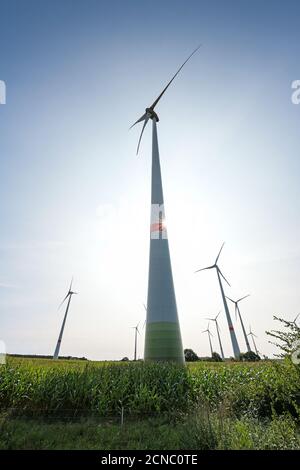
[195,243,231,287]
[58,278,77,309]
[146,108,159,122]
[130,46,200,155]
[226,295,249,321]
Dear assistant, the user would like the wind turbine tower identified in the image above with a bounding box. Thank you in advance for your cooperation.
[131,47,200,363]
[206,311,224,359]
[226,295,251,352]
[132,322,140,361]
[195,243,241,359]
[53,279,77,360]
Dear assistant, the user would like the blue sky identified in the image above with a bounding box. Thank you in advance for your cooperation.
[0,0,300,359]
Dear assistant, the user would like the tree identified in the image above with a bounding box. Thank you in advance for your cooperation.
[184,349,199,362]
[239,351,260,362]
[266,316,300,361]
[210,352,223,362]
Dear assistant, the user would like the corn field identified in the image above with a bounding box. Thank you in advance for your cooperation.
[0,357,299,420]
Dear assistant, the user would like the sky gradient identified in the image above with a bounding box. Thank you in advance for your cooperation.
[0,0,300,359]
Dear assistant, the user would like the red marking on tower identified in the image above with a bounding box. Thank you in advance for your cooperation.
[229,326,234,331]
[150,223,162,233]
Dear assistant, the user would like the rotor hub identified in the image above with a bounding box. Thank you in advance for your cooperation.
[146,108,159,122]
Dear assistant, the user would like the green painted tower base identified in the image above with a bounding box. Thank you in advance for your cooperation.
[144,322,184,363]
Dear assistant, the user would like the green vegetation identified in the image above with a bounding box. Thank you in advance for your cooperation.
[267,316,300,358]
[239,351,260,362]
[0,412,299,450]
[0,354,299,449]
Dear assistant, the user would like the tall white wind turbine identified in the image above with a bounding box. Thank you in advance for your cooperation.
[131,322,140,361]
[226,295,251,353]
[53,278,77,360]
[206,311,224,359]
[247,325,259,356]
[202,323,214,357]
[131,46,200,363]
[195,243,241,359]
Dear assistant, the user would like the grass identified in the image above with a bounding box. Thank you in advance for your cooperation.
[0,357,299,449]
[0,412,299,450]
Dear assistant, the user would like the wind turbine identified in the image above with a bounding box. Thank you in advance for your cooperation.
[131,322,140,361]
[247,325,259,356]
[292,313,300,326]
[206,311,224,359]
[142,303,147,329]
[53,278,77,360]
[202,323,214,357]
[195,243,240,359]
[131,46,200,363]
[226,295,251,353]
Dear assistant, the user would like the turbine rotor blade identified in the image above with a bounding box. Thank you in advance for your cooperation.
[215,242,225,264]
[225,296,235,304]
[195,265,214,273]
[130,113,147,129]
[218,267,231,287]
[69,277,73,293]
[149,45,201,111]
[136,116,150,155]
[237,294,250,303]
[58,292,70,310]
[293,313,300,323]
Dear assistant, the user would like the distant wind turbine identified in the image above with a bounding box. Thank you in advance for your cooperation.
[226,295,251,353]
[53,278,77,360]
[195,243,240,358]
[206,311,224,359]
[247,325,259,356]
[142,303,147,329]
[132,322,140,361]
[292,313,300,326]
[202,323,214,357]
